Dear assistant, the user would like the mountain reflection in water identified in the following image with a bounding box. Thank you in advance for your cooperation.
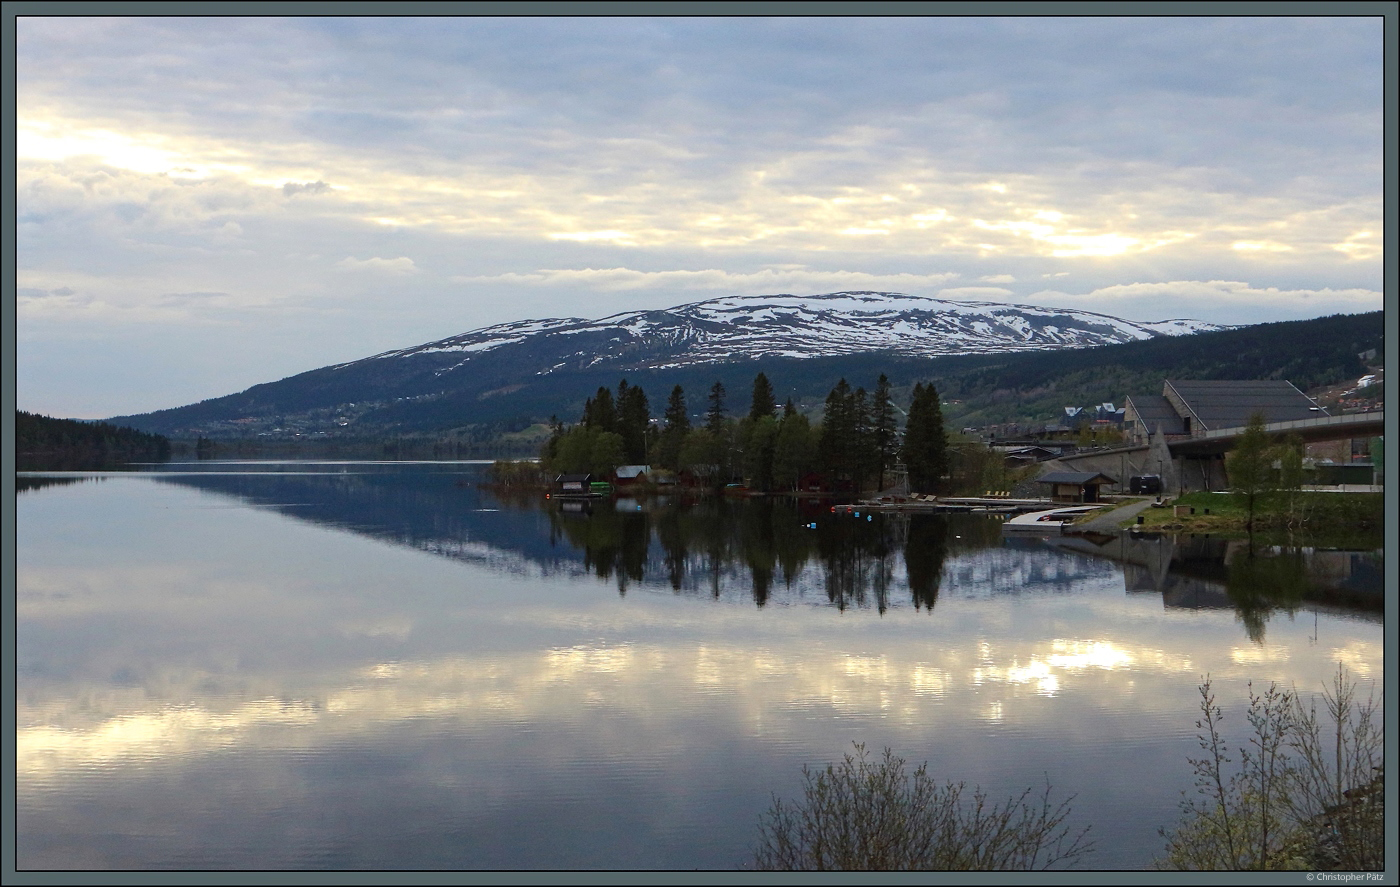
[133,463,1383,635]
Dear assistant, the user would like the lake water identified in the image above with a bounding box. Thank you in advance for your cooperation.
[15,461,1385,870]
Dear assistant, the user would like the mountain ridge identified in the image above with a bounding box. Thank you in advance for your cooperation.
[106,292,1384,440]
[339,292,1227,378]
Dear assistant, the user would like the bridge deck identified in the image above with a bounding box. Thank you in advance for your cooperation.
[1168,411,1383,455]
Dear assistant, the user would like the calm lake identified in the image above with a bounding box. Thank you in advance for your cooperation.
[15,461,1385,870]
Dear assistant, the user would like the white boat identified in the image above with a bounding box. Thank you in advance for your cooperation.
[1001,504,1106,534]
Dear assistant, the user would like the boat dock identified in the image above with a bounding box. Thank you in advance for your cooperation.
[847,495,1055,514]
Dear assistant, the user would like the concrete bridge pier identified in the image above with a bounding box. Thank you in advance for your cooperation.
[1176,453,1228,494]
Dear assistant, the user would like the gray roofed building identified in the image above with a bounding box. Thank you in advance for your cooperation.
[1123,379,1324,445]
[1123,394,1186,444]
[1162,379,1324,434]
[1001,445,1062,467]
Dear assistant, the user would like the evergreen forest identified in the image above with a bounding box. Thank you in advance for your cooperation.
[541,372,961,495]
[15,411,172,470]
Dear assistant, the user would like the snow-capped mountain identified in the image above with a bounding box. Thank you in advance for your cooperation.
[114,292,1236,436]
[346,292,1230,378]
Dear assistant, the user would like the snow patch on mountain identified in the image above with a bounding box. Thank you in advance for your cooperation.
[334,291,1233,375]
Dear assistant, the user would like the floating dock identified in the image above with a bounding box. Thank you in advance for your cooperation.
[845,496,1056,514]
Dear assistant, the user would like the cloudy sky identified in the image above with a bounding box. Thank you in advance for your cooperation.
[15,16,1384,418]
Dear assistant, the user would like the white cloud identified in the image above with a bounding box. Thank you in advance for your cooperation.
[936,286,1016,300]
[451,266,962,294]
[282,180,332,197]
[337,256,417,274]
[1024,280,1382,324]
[547,231,636,244]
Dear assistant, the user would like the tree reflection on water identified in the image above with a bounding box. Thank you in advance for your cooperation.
[546,495,1008,613]
[1226,541,1310,643]
[119,463,1382,631]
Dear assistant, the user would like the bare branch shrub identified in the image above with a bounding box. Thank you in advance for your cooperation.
[1158,667,1383,870]
[1281,667,1384,871]
[753,743,1094,870]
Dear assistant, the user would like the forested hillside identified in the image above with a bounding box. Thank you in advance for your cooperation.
[16,411,172,470]
[924,310,1384,426]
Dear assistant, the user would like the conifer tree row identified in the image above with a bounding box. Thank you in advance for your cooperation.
[546,378,656,474]
[544,372,950,495]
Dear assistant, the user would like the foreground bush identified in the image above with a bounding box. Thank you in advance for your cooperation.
[1158,667,1383,870]
[753,743,1093,870]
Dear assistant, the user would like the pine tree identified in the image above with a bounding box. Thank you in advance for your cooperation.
[820,378,855,487]
[655,385,689,471]
[749,372,777,421]
[904,383,948,495]
[852,386,872,492]
[582,386,617,433]
[872,374,898,491]
[617,379,651,464]
[664,385,690,433]
[707,381,727,434]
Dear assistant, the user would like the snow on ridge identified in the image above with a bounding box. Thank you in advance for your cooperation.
[343,291,1228,372]
[344,317,586,365]
[1139,318,1231,336]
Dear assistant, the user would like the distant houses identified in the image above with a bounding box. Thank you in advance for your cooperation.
[1063,403,1125,430]
[555,465,677,495]
[965,402,1124,448]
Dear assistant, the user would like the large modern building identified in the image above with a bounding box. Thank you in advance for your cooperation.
[1048,378,1371,495]
[1122,379,1324,447]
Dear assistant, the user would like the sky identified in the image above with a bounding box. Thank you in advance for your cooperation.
[14,15,1386,419]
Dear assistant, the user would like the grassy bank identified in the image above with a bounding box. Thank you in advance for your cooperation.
[1130,490,1383,546]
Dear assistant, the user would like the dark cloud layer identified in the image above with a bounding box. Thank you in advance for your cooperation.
[282,180,331,197]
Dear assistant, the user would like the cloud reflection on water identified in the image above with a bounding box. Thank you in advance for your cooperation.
[15,468,1384,869]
